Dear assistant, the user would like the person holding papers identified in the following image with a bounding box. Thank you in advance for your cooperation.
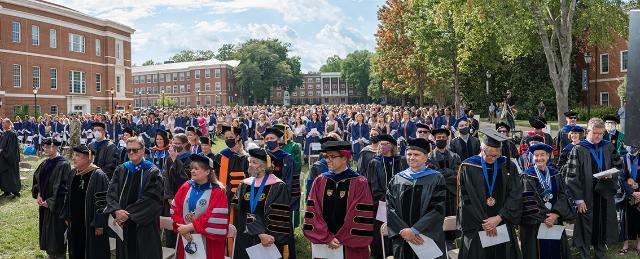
[565,118,622,259]
[387,138,446,259]
[617,146,640,255]
[232,148,292,259]
[303,140,374,258]
[457,129,522,259]
[104,136,164,259]
[519,143,573,259]
[170,154,228,259]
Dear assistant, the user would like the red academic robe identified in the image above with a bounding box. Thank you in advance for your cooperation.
[303,169,374,258]
[171,181,229,259]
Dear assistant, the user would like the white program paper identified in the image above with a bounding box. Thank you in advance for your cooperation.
[182,234,206,259]
[108,215,124,240]
[311,244,344,259]
[593,168,620,179]
[478,225,510,248]
[376,201,387,223]
[536,224,565,240]
[246,243,282,259]
[407,234,443,259]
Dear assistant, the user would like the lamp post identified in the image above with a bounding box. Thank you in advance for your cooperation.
[161,89,165,109]
[109,88,115,114]
[197,90,201,108]
[33,87,39,118]
[584,53,592,118]
[485,70,491,95]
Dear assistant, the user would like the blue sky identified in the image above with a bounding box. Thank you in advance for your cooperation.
[49,0,385,72]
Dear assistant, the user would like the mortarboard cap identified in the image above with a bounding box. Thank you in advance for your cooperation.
[528,117,547,129]
[189,153,215,169]
[406,138,433,154]
[431,128,451,137]
[564,111,578,117]
[92,121,106,129]
[568,125,585,133]
[264,127,284,138]
[320,141,352,152]
[377,134,397,145]
[42,138,63,146]
[479,128,511,148]
[526,134,545,145]
[200,136,213,146]
[602,115,620,124]
[528,143,554,154]
[123,127,136,136]
[415,122,430,130]
[319,136,338,144]
[495,122,511,132]
[221,125,241,136]
[186,126,202,136]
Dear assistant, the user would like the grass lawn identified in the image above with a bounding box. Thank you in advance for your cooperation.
[0,138,636,258]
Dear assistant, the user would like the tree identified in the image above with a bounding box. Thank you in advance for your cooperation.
[216,44,237,60]
[170,49,216,62]
[618,76,627,102]
[319,55,343,72]
[341,50,373,93]
[156,96,177,108]
[142,60,155,66]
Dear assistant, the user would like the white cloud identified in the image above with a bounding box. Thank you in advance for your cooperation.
[206,0,344,23]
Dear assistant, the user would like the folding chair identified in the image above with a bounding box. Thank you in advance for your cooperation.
[380,223,393,259]
[159,216,176,259]
[226,224,237,259]
[442,216,458,259]
[307,142,322,172]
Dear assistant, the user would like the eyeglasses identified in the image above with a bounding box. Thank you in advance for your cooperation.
[127,148,142,153]
[568,117,577,120]
[324,155,344,160]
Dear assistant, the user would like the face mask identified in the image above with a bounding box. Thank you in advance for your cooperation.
[225,139,237,149]
[379,145,393,154]
[436,139,448,149]
[94,131,104,140]
[370,135,380,144]
[265,141,278,151]
[605,124,616,134]
[173,146,184,153]
[119,140,126,148]
[459,127,470,135]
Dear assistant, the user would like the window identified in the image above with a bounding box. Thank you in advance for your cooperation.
[11,22,20,43]
[173,73,178,81]
[14,106,22,114]
[195,83,201,91]
[166,74,171,82]
[205,83,211,91]
[50,68,57,89]
[139,75,144,83]
[13,64,21,87]
[32,66,40,88]
[195,70,201,79]
[301,91,305,97]
[600,53,609,74]
[316,91,321,96]
[205,69,211,78]
[31,25,40,46]
[600,92,609,106]
[621,50,629,72]
[215,82,221,91]
[316,78,320,83]
[308,91,313,96]
[96,107,102,114]
[96,73,102,92]
[215,95,221,105]
[69,33,85,53]
[116,76,122,93]
[180,85,185,93]
[68,71,86,93]
[180,72,185,81]
[95,39,101,56]
[173,85,178,93]
[292,92,297,96]
[116,42,121,59]
[146,75,151,83]
[165,85,171,93]
[316,84,320,89]
[159,73,164,82]
[146,87,151,94]
[49,29,57,48]
[50,105,58,115]
[206,96,211,105]
[215,68,221,78]
[307,78,312,82]
[186,72,190,81]
[307,84,313,89]
[186,85,190,93]
[153,86,158,94]
[152,74,157,83]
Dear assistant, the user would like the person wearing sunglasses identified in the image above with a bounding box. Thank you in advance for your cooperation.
[555,111,580,156]
[304,140,374,258]
[32,138,72,259]
[170,154,228,259]
[105,136,163,259]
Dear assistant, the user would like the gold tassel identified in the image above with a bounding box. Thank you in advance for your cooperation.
[283,245,289,259]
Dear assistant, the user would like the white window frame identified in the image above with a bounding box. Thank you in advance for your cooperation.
[32,66,40,89]
[180,72,185,81]
[68,70,86,94]
[215,82,221,91]
[600,53,609,74]
[116,75,122,93]
[206,96,211,105]
[621,50,628,72]
[31,25,39,46]
[50,105,58,115]
[95,39,101,56]
[205,69,211,78]
[599,92,609,106]
[215,68,221,78]
[49,29,57,48]
[292,92,297,96]
[13,64,22,88]
[159,73,164,82]
[166,73,171,82]
[11,22,21,43]
[96,73,102,92]
[195,70,201,79]
[116,42,121,59]
[195,83,201,91]
[50,68,57,89]
[68,33,85,53]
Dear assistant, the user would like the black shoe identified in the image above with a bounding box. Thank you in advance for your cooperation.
[12,192,21,198]
[1,192,12,197]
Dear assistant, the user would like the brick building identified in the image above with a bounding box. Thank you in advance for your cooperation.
[578,33,628,108]
[270,72,369,105]
[0,0,135,117]
[131,59,240,108]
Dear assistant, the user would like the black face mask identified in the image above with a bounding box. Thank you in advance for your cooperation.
[436,139,447,149]
[225,139,237,148]
[370,135,380,144]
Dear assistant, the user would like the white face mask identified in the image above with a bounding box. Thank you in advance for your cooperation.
[94,131,104,140]
[605,123,616,134]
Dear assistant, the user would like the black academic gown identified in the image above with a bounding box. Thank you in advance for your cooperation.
[0,130,21,193]
[31,156,74,256]
[429,149,462,217]
[356,145,377,176]
[232,178,291,259]
[520,166,573,259]
[387,168,447,259]
[90,139,120,178]
[565,140,622,249]
[63,166,111,259]
[104,164,164,259]
[450,136,481,161]
[365,155,407,258]
[457,156,522,259]
[161,153,192,247]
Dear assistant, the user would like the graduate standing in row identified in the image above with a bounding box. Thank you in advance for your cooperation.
[64,145,110,259]
[387,138,447,259]
[0,118,21,198]
[32,138,73,259]
[232,149,292,259]
[619,145,640,254]
[304,140,374,258]
[170,154,228,259]
[457,129,522,259]
[519,143,573,259]
[104,136,164,259]
[89,122,119,178]
[554,111,579,154]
